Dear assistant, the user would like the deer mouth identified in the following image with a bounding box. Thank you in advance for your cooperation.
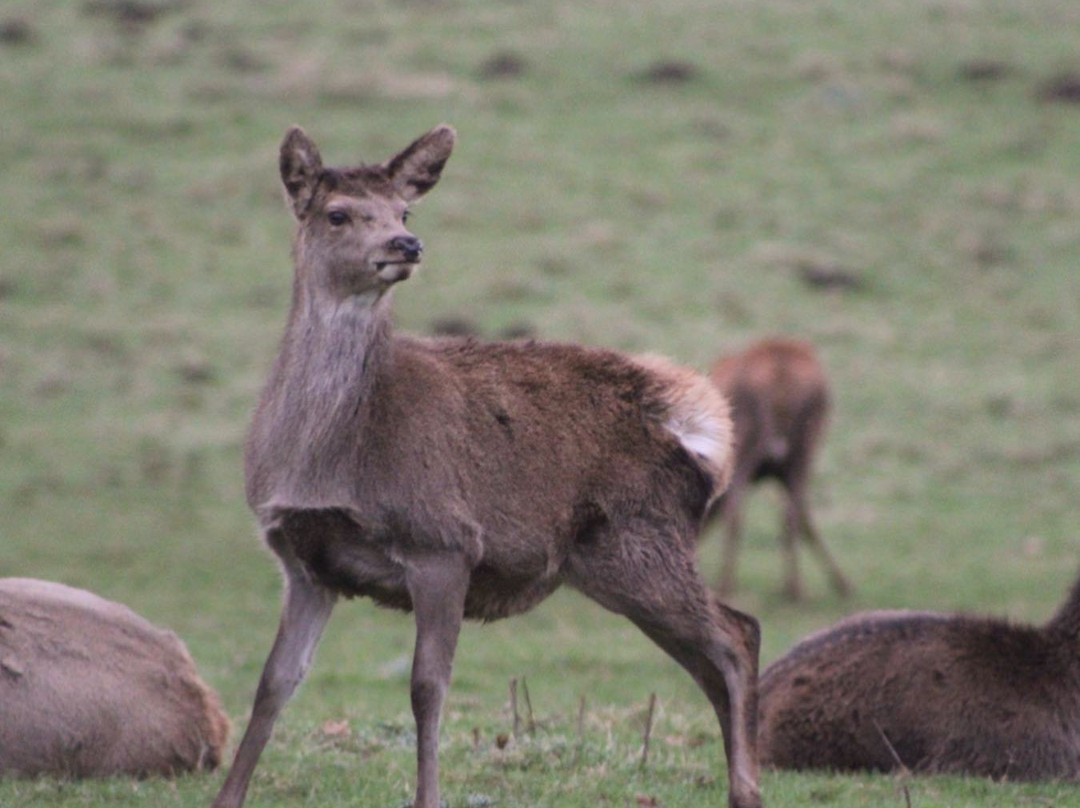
[375,260,418,284]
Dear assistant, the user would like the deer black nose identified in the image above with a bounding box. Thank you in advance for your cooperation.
[390,235,423,261]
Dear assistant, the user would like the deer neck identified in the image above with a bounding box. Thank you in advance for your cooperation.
[245,285,394,513]
[286,285,392,411]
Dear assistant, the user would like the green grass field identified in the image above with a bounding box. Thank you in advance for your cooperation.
[2,0,1079,806]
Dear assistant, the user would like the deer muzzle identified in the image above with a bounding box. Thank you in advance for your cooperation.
[389,235,423,263]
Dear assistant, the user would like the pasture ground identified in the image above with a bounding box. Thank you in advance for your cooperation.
[1,1,1079,806]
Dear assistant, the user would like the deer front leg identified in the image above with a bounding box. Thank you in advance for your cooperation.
[211,567,336,808]
[405,551,471,808]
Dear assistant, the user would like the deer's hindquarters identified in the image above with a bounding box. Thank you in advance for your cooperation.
[634,352,736,500]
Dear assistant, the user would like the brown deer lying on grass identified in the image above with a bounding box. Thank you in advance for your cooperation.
[704,338,850,600]
[0,578,229,778]
[758,570,1080,780]
[209,125,764,808]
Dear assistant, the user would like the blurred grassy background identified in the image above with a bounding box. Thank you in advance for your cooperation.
[1,1,1079,806]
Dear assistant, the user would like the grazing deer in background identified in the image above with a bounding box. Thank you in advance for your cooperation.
[758,568,1080,780]
[0,578,229,778]
[209,124,764,808]
[704,338,850,600]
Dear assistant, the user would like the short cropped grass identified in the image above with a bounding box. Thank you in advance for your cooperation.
[1,0,1079,806]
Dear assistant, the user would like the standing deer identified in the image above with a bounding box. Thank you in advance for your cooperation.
[0,578,229,778]
[758,568,1080,780]
[704,338,850,600]
[209,124,764,808]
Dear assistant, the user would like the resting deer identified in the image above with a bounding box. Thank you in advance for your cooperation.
[758,568,1080,780]
[704,338,850,600]
[0,578,229,778]
[209,125,764,808]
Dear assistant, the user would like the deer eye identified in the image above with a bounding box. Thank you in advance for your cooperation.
[327,210,349,226]
[402,209,411,223]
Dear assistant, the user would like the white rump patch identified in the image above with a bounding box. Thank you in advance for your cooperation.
[633,353,735,499]
[669,408,731,469]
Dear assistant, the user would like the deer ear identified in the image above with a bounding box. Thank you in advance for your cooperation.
[279,126,324,218]
[383,124,456,202]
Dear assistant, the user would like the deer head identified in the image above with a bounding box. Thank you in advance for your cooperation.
[279,124,456,300]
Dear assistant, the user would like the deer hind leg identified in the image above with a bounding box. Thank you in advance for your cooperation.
[404,551,470,808]
[211,562,336,808]
[790,483,851,597]
[568,530,763,808]
[781,453,850,599]
[638,605,762,808]
[784,410,850,598]
[778,487,804,601]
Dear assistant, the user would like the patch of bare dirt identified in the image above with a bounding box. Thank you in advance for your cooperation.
[0,17,35,46]
[477,51,527,80]
[957,59,1015,83]
[83,0,189,28]
[429,317,479,337]
[633,60,700,85]
[1038,71,1080,104]
[795,258,864,292]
